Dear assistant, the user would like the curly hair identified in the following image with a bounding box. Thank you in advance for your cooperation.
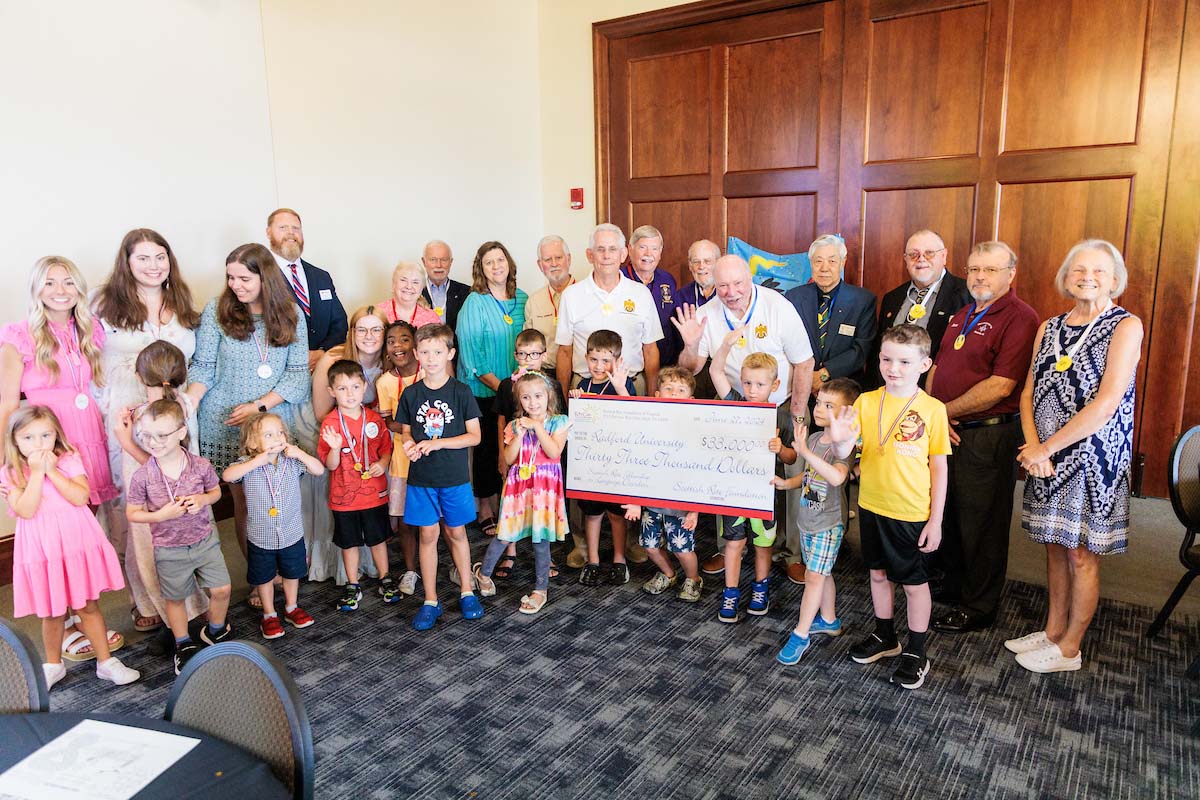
[217,243,298,346]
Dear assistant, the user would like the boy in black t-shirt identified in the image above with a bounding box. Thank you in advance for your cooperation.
[397,324,485,630]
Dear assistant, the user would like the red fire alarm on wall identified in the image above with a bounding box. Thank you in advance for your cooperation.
[570,188,584,209]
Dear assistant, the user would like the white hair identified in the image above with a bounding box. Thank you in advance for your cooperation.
[688,239,721,262]
[588,223,626,250]
[422,239,452,258]
[1055,239,1128,299]
[808,234,847,261]
[537,234,570,258]
[629,225,663,249]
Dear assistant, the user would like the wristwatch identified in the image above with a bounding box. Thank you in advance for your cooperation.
[258,403,268,413]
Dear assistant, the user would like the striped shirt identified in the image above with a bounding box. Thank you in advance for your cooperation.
[227,455,307,551]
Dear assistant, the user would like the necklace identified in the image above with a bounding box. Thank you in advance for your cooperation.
[337,408,370,478]
[876,391,920,456]
[489,291,516,325]
[722,288,759,348]
[1054,301,1112,372]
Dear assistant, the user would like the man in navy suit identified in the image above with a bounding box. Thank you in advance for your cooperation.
[267,208,348,371]
[866,229,971,389]
[780,234,876,584]
[419,240,471,332]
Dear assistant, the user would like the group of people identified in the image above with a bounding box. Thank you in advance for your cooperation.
[2,208,1140,693]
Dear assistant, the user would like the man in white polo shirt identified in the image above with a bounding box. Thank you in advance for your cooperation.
[555,223,664,396]
[675,254,815,573]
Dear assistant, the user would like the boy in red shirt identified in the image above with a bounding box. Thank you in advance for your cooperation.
[318,359,394,611]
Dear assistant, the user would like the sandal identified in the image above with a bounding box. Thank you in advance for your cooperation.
[549,562,559,580]
[493,556,515,580]
[61,616,124,662]
[479,516,498,536]
[247,593,264,610]
[130,607,162,632]
[519,590,548,615]
[473,563,497,597]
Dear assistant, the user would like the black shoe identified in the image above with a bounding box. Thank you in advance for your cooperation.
[932,608,994,634]
[890,652,931,690]
[606,563,630,586]
[848,633,902,664]
[174,641,201,675]
[579,563,604,586]
[199,623,233,646]
[378,576,401,604]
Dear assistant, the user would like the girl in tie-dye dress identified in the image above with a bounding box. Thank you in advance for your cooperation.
[473,370,570,614]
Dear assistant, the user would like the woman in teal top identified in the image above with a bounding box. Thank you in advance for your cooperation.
[187,243,309,554]
[455,240,527,531]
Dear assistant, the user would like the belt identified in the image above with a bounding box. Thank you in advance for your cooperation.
[957,413,1020,430]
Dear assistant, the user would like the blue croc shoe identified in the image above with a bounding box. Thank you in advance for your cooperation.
[747,579,770,616]
[718,587,741,624]
[412,602,443,631]
[460,593,485,620]
[777,632,811,665]
[809,615,843,637]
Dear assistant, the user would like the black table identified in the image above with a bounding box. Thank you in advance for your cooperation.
[0,712,291,799]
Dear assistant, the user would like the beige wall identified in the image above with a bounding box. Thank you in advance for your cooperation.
[536,0,687,260]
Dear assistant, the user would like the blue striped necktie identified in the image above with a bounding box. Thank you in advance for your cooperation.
[818,292,831,349]
[289,263,310,316]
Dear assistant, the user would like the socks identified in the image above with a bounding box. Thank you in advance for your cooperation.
[263,612,279,620]
[207,622,225,637]
[284,604,297,614]
[175,635,191,646]
[907,629,928,658]
[874,616,896,644]
[423,600,438,607]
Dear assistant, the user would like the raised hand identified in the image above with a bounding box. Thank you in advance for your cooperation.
[825,406,860,445]
[321,425,343,450]
[671,303,707,349]
[722,324,748,351]
[794,423,811,457]
[609,357,629,391]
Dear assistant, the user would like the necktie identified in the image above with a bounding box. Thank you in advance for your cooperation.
[904,285,931,324]
[289,263,310,316]
[818,293,831,349]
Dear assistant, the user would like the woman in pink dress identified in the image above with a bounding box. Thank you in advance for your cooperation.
[377,261,442,329]
[1,255,123,660]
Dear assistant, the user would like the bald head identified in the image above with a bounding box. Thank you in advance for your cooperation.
[715,255,754,314]
[687,239,720,288]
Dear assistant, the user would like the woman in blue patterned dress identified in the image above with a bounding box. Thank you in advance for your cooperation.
[1007,239,1142,674]
[187,243,309,556]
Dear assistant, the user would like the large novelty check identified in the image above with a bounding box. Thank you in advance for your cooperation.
[566,396,777,519]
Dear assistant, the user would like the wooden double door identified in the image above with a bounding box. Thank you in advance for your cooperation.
[595,0,1200,497]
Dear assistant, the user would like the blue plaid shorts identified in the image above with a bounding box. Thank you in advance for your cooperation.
[800,525,844,576]
[639,509,695,553]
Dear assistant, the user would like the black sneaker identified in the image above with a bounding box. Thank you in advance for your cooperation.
[199,623,233,646]
[378,576,401,605]
[337,583,363,611]
[848,633,902,664]
[579,563,604,586]
[890,652,931,689]
[174,641,201,675]
[606,563,630,586]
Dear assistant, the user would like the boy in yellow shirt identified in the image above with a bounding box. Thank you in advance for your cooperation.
[826,325,949,690]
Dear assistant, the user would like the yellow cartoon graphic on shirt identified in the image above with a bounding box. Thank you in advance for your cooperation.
[895,410,926,443]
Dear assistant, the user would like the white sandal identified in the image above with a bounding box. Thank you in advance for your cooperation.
[473,563,496,597]
[519,590,547,615]
[61,614,124,662]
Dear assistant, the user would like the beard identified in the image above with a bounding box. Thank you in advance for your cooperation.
[270,233,303,262]
[971,288,994,303]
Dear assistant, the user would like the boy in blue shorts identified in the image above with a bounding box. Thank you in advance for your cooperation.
[709,328,797,623]
[397,324,485,630]
[771,378,860,664]
[826,325,949,690]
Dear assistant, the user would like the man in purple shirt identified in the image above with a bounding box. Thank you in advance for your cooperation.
[678,239,720,309]
[623,224,682,366]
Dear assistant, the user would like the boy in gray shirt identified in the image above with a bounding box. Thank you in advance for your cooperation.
[771,378,861,665]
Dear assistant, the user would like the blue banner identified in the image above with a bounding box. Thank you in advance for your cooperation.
[727,237,812,293]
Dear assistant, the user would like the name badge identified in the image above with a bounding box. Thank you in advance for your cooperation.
[319,289,333,300]
[838,324,855,336]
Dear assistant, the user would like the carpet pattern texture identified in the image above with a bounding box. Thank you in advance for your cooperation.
[41,529,1200,799]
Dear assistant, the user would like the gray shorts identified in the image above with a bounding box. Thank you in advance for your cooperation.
[154,530,231,600]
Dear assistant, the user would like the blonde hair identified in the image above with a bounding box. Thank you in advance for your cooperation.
[4,405,74,490]
[239,412,288,457]
[27,256,104,387]
[741,352,779,381]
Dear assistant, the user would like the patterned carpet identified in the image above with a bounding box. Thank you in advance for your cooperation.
[44,525,1199,799]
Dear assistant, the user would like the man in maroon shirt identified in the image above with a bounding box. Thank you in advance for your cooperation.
[927,241,1039,633]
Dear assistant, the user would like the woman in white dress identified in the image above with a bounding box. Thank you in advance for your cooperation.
[92,228,205,631]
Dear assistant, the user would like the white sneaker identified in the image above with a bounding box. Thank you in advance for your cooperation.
[399,570,419,596]
[43,662,66,690]
[1015,643,1082,674]
[96,656,140,685]
[1004,630,1051,654]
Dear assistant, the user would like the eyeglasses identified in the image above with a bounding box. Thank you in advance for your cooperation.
[965,266,1012,276]
[355,326,385,336]
[515,350,546,360]
[424,257,452,265]
[142,426,183,445]
[904,248,945,263]
[688,257,717,267]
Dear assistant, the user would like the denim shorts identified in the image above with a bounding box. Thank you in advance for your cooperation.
[246,538,308,586]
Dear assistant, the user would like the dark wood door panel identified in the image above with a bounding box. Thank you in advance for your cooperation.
[630,199,712,283]
[727,194,819,255]
[629,50,712,178]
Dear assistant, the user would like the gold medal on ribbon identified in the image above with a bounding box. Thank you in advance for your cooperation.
[1054,355,1072,372]
[736,337,747,349]
[519,464,533,480]
[435,306,445,316]
[361,471,371,480]
[354,462,363,472]
[601,303,613,315]
[268,506,279,517]
[908,304,926,320]
[503,314,513,325]
[953,334,965,350]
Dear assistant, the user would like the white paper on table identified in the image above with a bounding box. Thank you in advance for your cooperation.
[0,719,200,800]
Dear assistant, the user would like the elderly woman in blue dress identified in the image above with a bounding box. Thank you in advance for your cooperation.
[1008,239,1142,674]
[187,243,309,556]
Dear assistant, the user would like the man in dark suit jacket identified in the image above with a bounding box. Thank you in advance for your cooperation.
[267,207,348,371]
[419,239,471,333]
[866,229,971,389]
[785,235,877,390]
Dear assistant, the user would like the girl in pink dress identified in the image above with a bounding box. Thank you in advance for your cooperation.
[3,405,140,689]
[0,256,118,506]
